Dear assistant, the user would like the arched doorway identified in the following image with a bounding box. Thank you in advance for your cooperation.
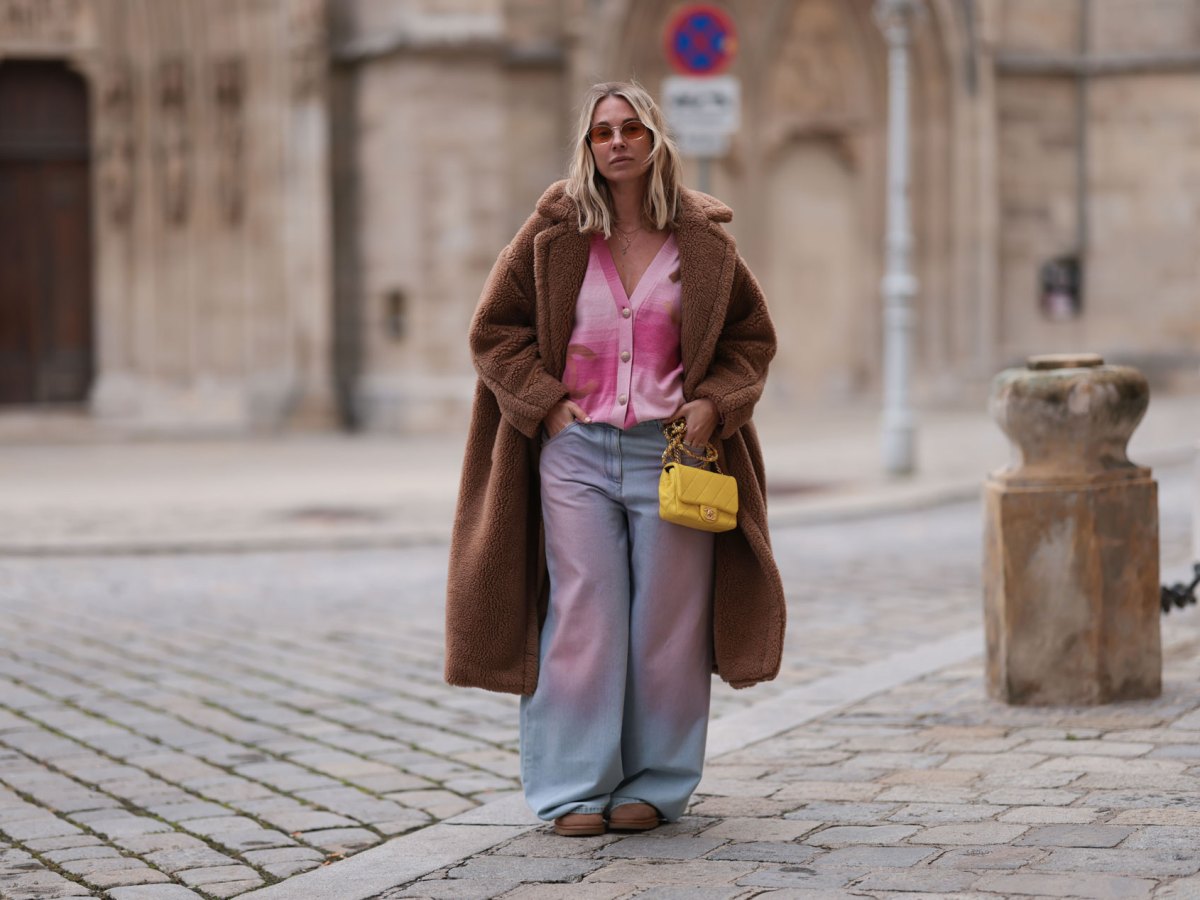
[758,0,881,403]
[765,138,866,401]
[0,59,93,404]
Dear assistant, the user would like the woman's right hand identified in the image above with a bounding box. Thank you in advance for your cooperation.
[543,399,590,438]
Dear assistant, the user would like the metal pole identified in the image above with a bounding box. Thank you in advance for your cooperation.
[876,0,919,476]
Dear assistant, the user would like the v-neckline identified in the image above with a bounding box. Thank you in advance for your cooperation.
[596,232,676,313]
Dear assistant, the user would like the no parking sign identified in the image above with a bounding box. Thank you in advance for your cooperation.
[664,4,738,76]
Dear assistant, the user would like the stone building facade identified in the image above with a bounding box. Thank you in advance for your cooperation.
[1,0,1197,433]
[0,0,333,431]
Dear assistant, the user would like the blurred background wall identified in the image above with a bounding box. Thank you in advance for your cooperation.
[1,0,1198,434]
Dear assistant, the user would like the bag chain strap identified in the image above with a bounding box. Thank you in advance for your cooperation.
[661,419,722,473]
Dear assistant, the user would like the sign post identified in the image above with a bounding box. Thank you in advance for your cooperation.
[661,5,739,194]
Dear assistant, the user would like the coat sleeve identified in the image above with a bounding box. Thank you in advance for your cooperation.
[468,240,569,439]
[693,256,777,440]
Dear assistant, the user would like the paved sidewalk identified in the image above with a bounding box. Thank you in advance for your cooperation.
[0,391,1196,554]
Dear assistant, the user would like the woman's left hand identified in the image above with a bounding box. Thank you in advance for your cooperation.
[670,398,719,446]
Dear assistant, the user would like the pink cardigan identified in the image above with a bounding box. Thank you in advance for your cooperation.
[562,233,685,428]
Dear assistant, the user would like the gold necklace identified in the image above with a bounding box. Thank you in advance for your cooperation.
[613,222,644,256]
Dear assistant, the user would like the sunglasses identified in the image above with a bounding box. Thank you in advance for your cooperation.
[587,120,649,145]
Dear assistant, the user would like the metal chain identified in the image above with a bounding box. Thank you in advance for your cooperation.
[661,419,721,471]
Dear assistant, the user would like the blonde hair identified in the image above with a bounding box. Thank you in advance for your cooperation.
[566,80,683,236]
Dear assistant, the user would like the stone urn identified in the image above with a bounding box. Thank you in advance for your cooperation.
[983,354,1161,705]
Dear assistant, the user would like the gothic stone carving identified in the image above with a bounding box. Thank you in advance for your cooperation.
[0,0,91,44]
[772,0,848,119]
[156,58,190,226]
[764,0,871,165]
[98,63,135,227]
[288,0,326,99]
[214,56,245,226]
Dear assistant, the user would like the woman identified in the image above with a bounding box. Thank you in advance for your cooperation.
[445,81,785,837]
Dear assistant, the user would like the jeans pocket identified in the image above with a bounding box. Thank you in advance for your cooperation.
[541,419,581,447]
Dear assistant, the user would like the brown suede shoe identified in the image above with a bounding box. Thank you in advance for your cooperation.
[608,802,660,832]
[553,812,605,837]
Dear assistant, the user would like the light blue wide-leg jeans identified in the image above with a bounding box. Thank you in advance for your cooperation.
[521,419,715,822]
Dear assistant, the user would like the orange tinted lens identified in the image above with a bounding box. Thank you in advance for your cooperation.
[622,121,647,140]
[589,125,614,144]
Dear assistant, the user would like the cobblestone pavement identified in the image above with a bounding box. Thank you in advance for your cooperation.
[397,639,1200,900]
[0,463,1193,898]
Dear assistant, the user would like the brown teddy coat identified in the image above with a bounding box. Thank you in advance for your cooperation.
[445,180,785,695]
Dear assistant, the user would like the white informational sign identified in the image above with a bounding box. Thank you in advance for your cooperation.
[674,131,731,157]
[662,75,740,158]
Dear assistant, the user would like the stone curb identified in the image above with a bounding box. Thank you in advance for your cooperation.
[766,479,980,528]
[233,628,984,900]
[3,443,1190,558]
[0,482,983,558]
[705,628,984,758]
[0,527,451,558]
[234,823,529,899]
[755,441,1193,532]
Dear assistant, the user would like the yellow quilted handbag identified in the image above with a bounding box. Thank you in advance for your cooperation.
[658,420,738,533]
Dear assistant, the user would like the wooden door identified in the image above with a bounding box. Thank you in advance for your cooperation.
[0,60,93,405]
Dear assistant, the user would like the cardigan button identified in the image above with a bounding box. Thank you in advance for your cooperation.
[620,351,631,362]
[621,307,631,318]
[618,394,627,405]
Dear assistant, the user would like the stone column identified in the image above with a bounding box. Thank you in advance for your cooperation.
[984,354,1161,705]
[282,0,336,428]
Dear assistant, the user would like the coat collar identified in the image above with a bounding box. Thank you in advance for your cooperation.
[534,180,733,230]
[532,180,738,392]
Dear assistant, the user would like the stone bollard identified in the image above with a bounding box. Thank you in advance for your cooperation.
[983,353,1161,705]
